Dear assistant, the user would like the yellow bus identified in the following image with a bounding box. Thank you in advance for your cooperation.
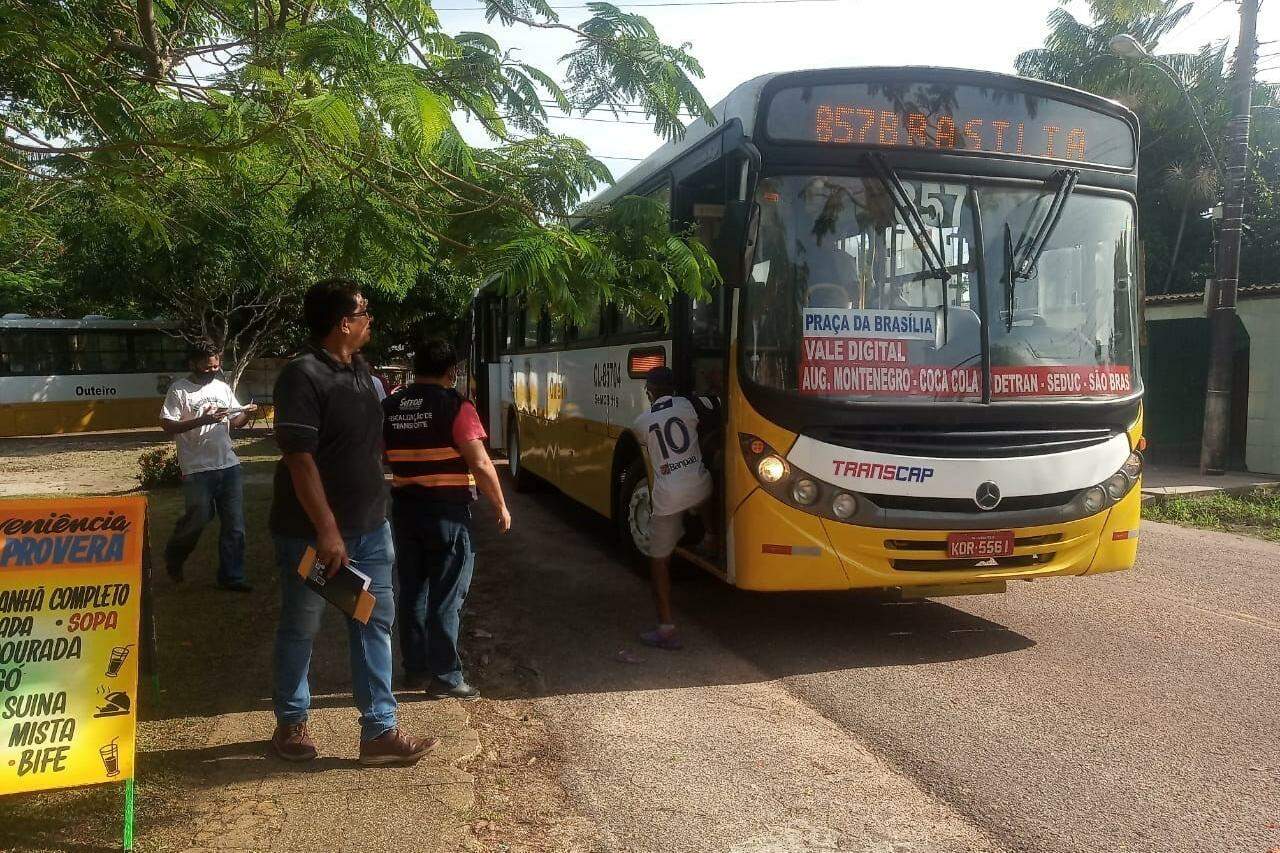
[470,66,1145,597]
[0,316,188,437]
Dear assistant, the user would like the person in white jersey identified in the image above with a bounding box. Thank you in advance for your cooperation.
[160,340,257,591]
[632,366,716,650]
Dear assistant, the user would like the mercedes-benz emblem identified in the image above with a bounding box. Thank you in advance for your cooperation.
[974,481,1002,511]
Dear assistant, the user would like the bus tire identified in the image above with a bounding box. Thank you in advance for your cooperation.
[506,415,537,493]
[617,458,652,565]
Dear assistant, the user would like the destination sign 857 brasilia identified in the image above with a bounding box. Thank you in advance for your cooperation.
[0,495,144,794]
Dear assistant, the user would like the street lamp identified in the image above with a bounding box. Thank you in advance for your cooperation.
[1108,34,1225,179]
[1111,7,1261,475]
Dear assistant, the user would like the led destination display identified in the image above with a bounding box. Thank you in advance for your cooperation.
[765,81,1136,168]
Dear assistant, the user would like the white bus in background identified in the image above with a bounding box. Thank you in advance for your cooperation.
[0,315,189,437]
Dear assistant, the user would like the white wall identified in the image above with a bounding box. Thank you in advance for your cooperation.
[1145,302,1203,322]
[1240,300,1280,474]
[1146,297,1280,474]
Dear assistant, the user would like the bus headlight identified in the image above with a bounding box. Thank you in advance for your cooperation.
[831,493,858,519]
[791,478,818,505]
[1082,486,1108,514]
[757,455,786,484]
[1104,472,1130,501]
[1079,450,1142,515]
[740,432,860,521]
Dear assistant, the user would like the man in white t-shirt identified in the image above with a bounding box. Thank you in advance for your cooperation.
[160,341,257,591]
[631,367,717,650]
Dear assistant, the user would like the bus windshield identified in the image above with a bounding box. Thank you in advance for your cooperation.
[743,174,1137,402]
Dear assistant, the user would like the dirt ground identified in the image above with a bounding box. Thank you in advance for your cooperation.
[0,430,171,496]
[0,430,598,853]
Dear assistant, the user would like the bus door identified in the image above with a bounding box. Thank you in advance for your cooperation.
[474,297,506,450]
[673,201,730,563]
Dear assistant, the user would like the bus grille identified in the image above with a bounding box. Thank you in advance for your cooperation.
[865,491,1078,513]
[803,426,1115,458]
[890,553,1056,571]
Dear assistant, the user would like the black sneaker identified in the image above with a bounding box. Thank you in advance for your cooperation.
[428,679,480,701]
[217,580,254,593]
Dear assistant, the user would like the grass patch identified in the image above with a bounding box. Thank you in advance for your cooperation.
[1144,488,1280,543]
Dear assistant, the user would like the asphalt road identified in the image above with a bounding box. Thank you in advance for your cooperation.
[471,475,1280,853]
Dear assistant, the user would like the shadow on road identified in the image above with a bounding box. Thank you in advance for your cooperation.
[467,473,1035,701]
[138,740,352,788]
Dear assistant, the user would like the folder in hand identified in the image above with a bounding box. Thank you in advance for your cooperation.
[295,546,377,624]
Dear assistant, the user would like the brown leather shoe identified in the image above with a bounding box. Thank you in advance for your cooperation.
[271,722,317,762]
[358,727,437,767]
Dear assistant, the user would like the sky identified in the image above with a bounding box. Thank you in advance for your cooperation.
[433,0,1280,190]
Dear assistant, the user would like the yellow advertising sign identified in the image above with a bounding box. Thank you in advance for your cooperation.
[0,495,145,794]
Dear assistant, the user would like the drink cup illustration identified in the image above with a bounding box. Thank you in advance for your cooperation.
[100,739,120,777]
[105,646,131,678]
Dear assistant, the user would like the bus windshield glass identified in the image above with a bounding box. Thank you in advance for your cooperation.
[743,175,1138,402]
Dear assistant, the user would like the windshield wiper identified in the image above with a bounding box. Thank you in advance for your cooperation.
[865,153,950,285]
[1003,168,1080,330]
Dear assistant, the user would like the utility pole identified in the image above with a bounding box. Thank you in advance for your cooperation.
[1200,0,1260,474]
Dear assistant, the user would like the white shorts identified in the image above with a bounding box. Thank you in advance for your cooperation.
[647,512,685,559]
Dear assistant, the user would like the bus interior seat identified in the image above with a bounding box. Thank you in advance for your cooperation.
[937,305,981,351]
[803,246,857,308]
[805,283,853,308]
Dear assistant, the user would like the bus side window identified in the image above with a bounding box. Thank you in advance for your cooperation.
[133,331,186,372]
[523,301,541,349]
[84,332,132,373]
[548,313,565,347]
[2,331,29,374]
[613,308,665,337]
[18,332,76,375]
[501,298,517,353]
[571,296,602,343]
[483,300,501,362]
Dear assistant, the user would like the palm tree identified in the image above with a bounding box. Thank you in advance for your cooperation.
[1159,159,1219,293]
[1015,0,1195,94]
[1015,0,1244,295]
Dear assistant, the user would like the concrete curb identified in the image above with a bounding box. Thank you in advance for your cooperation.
[1141,478,1280,506]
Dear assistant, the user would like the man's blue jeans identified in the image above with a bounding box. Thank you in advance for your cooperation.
[391,502,474,688]
[272,522,398,741]
[164,463,246,585]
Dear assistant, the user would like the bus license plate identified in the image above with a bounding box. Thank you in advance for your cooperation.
[947,530,1015,559]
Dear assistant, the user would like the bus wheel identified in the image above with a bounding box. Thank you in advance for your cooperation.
[617,459,653,562]
[507,417,536,493]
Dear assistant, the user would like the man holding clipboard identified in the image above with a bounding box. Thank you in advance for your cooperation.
[160,340,257,592]
[268,279,435,767]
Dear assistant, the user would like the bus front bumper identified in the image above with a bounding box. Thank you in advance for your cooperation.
[729,485,1142,593]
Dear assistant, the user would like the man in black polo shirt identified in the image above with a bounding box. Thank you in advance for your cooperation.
[383,339,511,701]
[269,279,433,766]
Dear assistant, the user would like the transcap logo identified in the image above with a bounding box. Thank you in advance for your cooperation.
[833,459,936,484]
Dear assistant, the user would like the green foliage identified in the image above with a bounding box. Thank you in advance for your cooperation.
[137,445,182,489]
[484,194,720,327]
[1016,0,1280,294]
[1144,488,1280,542]
[0,0,721,344]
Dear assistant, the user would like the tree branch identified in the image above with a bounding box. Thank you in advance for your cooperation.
[134,0,168,80]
